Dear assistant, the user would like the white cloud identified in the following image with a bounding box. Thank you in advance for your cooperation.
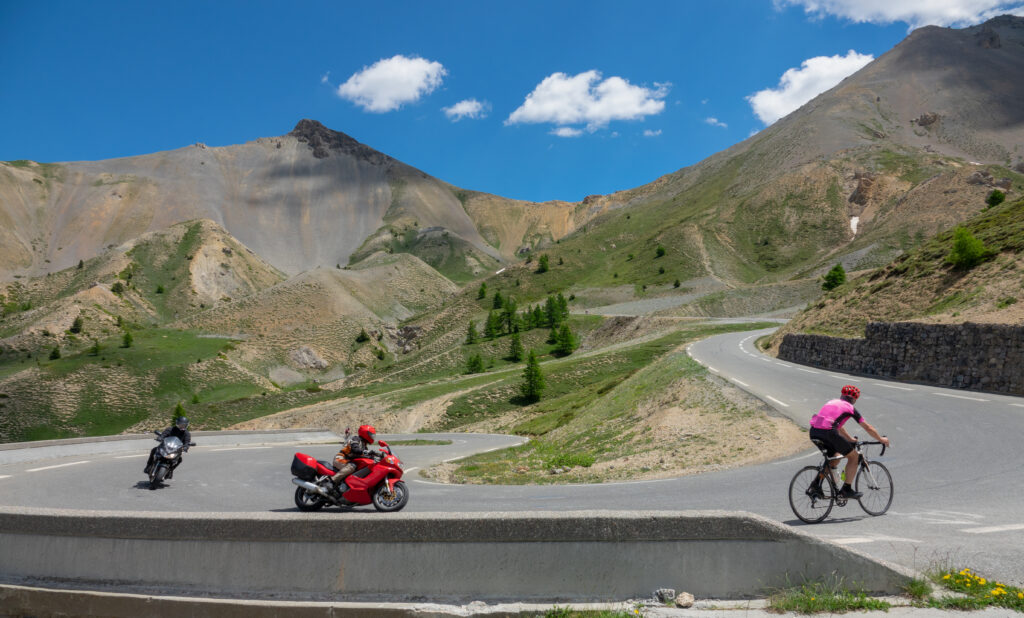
[337,55,446,113]
[507,70,669,132]
[775,0,1024,29]
[704,117,728,128]
[320,72,330,85]
[643,129,662,137]
[550,127,584,138]
[443,98,490,121]
[746,50,873,125]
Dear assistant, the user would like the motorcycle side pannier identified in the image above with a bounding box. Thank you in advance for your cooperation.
[291,453,319,481]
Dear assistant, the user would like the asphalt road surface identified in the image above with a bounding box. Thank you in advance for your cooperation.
[2,328,1022,585]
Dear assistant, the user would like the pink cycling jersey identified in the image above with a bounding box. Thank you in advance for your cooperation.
[810,399,863,430]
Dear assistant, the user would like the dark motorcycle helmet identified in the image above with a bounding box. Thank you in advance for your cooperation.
[357,424,376,444]
[175,416,189,430]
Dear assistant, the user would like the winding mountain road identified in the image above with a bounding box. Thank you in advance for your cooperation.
[1,328,1022,585]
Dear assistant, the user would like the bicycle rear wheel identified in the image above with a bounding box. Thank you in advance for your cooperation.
[789,465,834,524]
[856,461,893,516]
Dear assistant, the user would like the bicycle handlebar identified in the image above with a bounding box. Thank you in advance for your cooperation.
[856,438,886,457]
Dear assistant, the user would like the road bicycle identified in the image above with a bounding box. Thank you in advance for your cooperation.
[788,437,892,524]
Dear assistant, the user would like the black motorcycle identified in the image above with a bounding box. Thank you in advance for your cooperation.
[148,431,195,489]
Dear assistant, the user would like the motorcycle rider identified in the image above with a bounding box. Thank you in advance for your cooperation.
[144,416,192,478]
[330,425,379,492]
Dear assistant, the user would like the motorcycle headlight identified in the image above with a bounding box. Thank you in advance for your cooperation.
[166,451,179,459]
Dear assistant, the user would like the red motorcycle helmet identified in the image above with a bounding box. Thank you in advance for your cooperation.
[357,424,376,444]
[841,385,861,400]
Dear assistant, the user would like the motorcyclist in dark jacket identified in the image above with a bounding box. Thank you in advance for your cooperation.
[144,416,192,477]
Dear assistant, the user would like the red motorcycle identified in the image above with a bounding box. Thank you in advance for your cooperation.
[290,440,408,512]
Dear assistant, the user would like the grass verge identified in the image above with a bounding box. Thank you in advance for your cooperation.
[925,567,1024,612]
[767,581,891,614]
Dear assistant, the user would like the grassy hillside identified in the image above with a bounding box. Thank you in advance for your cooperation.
[770,194,1024,344]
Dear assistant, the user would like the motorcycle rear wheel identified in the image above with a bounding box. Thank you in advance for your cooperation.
[372,480,409,512]
[294,486,327,511]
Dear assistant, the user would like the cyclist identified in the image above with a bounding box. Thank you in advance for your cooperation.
[808,385,890,499]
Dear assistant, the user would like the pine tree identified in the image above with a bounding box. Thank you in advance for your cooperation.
[821,263,847,291]
[537,254,549,273]
[477,282,487,300]
[49,346,61,360]
[519,350,545,403]
[356,328,370,343]
[484,310,503,339]
[70,315,84,334]
[502,297,519,333]
[508,332,524,362]
[466,353,485,374]
[555,324,578,356]
[532,306,545,329]
[77,259,84,269]
[465,321,479,345]
[121,330,133,348]
[555,293,569,321]
[656,245,666,258]
[89,339,101,356]
[492,291,504,310]
[545,295,559,327]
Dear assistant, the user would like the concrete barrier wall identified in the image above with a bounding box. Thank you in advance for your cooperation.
[779,321,1024,395]
[0,508,912,603]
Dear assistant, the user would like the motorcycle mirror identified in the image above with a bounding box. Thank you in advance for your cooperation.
[154,430,161,436]
[377,440,388,448]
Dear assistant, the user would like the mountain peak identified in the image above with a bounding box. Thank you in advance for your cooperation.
[288,119,391,164]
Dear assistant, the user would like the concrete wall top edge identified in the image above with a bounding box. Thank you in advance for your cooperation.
[0,507,806,543]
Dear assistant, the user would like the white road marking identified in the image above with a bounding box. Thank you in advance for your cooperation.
[775,362,791,368]
[961,524,1024,534]
[766,396,789,407]
[26,461,90,472]
[403,467,419,474]
[832,537,875,544]
[772,451,819,465]
[707,366,719,373]
[934,393,988,402]
[873,383,914,391]
[1010,404,1024,408]
[797,368,819,375]
[831,535,923,545]
[114,454,145,459]
[209,446,274,452]
[732,379,749,387]
[0,475,11,480]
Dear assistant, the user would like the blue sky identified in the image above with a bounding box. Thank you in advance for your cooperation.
[1,1,1021,202]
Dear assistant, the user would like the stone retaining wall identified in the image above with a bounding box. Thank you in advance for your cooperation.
[779,322,1024,395]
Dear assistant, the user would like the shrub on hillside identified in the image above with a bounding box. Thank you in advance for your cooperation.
[987,189,1005,208]
[946,227,993,270]
[822,263,846,291]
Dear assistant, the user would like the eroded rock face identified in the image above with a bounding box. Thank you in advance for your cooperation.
[289,119,392,165]
[967,170,994,185]
[976,26,1001,48]
[849,171,876,206]
[915,112,939,127]
[289,346,328,370]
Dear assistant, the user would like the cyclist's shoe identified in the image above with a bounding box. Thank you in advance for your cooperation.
[838,486,863,499]
[805,484,825,499]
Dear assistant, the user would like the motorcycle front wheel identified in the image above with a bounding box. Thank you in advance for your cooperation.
[372,480,409,512]
[150,464,168,490]
[294,486,327,511]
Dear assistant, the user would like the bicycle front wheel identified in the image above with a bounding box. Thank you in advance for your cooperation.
[789,466,834,524]
[856,461,893,516]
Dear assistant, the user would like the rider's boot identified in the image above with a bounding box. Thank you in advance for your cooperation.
[330,473,348,495]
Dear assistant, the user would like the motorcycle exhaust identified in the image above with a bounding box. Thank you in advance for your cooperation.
[291,478,329,496]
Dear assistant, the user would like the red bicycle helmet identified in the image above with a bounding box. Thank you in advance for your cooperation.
[841,385,861,400]
[357,424,377,444]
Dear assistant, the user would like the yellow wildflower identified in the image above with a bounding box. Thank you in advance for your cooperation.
[943,574,951,580]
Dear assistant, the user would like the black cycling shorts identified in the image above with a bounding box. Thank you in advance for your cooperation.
[809,427,854,456]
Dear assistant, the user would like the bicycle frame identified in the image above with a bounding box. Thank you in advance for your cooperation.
[814,440,885,501]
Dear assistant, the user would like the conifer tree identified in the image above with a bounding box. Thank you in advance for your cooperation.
[70,315,84,334]
[477,282,487,300]
[537,254,549,273]
[122,330,133,348]
[822,263,846,291]
[465,321,479,345]
[484,310,503,339]
[508,332,524,362]
[502,296,519,333]
[49,346,61,360]
[555,324,578,356]
[519,350,545,403]
[492,291,504,310]
[466,354,485,374]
